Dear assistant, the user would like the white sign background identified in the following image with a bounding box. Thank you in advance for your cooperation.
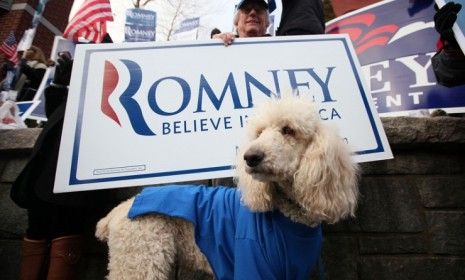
[55,35,392,193]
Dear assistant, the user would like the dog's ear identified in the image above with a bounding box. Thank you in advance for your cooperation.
[293,124,359,224]
[235,148,274,212]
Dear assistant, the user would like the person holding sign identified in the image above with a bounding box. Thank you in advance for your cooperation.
[432,2,465,87]
[15,46,50,102]
[214,0,325,45]
[11,52,126,280]
[214,0,271,45]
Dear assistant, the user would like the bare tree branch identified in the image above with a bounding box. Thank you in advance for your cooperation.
[154,0,227,41]
[165,0,183,40]
[133,0,156,8]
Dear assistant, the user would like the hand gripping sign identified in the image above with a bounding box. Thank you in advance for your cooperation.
[55,35,392,193]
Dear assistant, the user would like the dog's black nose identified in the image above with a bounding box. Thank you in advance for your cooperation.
[244,150,265,167]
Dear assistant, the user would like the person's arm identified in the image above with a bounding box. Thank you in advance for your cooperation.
[44,52,73,117]
[432,48,465,87]
[435,2,462,48]
[432,2,465,87]
[19,61,46,86]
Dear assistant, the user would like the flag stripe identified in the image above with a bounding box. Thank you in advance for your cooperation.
[65,3,112,32]
[64,12,113,38]
[63,0,113,43]
[0,31,19,64]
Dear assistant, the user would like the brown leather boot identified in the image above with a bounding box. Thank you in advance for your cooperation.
[19,238,49,280]
[46,235,83,280]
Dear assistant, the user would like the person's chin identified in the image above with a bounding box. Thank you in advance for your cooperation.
[244,28,260,37]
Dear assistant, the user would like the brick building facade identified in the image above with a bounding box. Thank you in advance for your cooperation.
[0,0,73,63]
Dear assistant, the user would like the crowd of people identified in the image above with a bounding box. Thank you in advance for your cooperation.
[0,46,54,102]
[0,45,55,129]
[0,0,464,279]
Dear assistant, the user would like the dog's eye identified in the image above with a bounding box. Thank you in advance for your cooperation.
[281,126,295,136]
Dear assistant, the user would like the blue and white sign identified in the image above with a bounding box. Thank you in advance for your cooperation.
[327,0,465,115]
[17,101,40,119]
[125,8,156,42]
[54,35,392,192]
[174,17,200,34]
[172,17,200,41]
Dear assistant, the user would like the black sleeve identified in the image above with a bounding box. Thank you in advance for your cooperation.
[277,0,325,36]
[20,64,46,88]
[44,85,68,118]
[432,48,465,87]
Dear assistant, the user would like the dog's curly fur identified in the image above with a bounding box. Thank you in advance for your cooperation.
[96,96,359,280]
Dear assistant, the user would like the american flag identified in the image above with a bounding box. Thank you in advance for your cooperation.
[0,31,19,64]
[63,0,113,43]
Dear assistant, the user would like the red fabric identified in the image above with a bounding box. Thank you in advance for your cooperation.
[436,37,444,52]
[0,31,19,64]
[63,0,113,43]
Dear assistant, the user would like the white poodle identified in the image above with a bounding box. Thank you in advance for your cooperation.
[96,95,359,280]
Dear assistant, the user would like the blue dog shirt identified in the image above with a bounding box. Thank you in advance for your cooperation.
[128,185,322,280]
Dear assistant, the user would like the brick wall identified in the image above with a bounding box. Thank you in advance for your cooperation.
[0,0,73,64]
[321,117,465,280]
[1,116,465,280]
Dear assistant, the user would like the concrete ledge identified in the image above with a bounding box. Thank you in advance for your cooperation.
[1,117,464,153]
[0,128,41,154]
[381,116,465,146]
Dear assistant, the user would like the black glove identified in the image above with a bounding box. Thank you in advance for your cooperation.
[53,51,73,86]
[19,58,28,69]
[434,2,462,45]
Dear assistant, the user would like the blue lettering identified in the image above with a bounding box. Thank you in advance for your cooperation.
[224,116,232,129]
[244,71,278,108]
[240,114,248,127]
[195,73,246,113]
[319,108,341,120]
[148,77,191,116]
[269,70,281,97]
[119,59,155,136]
[173,121,181,134]
[286,67,336,102]
[319,109,328,120]
[331,108,341,119]
[211,118,220,130]
[200,118,208,131]
[183,120,192,133]
[162,122,171,134]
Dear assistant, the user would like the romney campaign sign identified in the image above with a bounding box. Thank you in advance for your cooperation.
[125,8,156,42]
[327,0,465,115]
[54,35,392,192]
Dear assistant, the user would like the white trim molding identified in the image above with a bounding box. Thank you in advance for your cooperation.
[12,3,63,35]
